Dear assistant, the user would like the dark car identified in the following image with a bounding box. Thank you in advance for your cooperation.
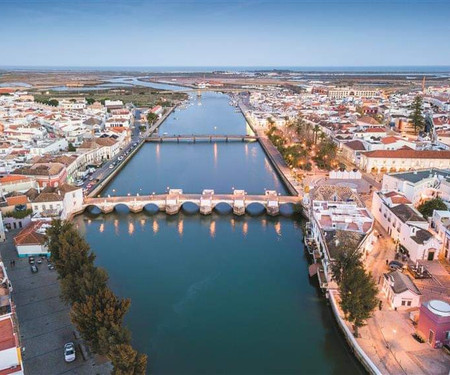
[30,264,38,273]
[389,260,404,271]
[28,256,35,264]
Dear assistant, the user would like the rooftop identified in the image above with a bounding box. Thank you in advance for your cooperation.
[388,168,450,184]
[384,270,421,295]
[390,204,425,223]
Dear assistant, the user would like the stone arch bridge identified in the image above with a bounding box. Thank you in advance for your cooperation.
[83,189,301,216]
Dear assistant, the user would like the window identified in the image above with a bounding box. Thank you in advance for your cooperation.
[407,301,412,306]
[401,300,406,306]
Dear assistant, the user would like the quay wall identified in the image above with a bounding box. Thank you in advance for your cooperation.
[239,103,300,197]
[239,101,382,375]
[329,291,382,375]
[88,106,176,198]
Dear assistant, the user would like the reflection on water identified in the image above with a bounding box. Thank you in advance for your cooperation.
[74,211,365,375]
[152,219,159,235]
[81,212,294,240]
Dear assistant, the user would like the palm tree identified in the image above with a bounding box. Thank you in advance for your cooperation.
[312,125,321,144]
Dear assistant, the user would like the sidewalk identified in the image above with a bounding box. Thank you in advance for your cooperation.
[0,231,112,375]
[356,221,450,375]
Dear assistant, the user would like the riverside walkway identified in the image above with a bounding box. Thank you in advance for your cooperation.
[83,189,300,216]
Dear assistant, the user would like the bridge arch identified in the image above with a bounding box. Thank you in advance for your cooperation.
[279,202,296,216]
[84,204,102,215]
[213,202,233,214]
[246,202,266,216]
[114,203,131,214]
[181,201,199,214]
[143,203,160,214]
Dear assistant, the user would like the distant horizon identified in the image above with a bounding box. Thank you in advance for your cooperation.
[2,65,450,74]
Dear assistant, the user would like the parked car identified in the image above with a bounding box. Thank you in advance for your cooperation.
[64,342,76,363]
[28,256,35,264]
[389,260,404,271]
[109,164,114,169]
[30,264,38,273]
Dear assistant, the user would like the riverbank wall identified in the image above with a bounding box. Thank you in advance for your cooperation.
[329,291,382,375]
[88,106,176,198]
[239,103,301,197]
[240,102,384,375]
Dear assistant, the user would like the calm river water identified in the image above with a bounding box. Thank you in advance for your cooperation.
[75,89,365,374]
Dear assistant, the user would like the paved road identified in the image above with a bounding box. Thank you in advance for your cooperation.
[83,107,174,197]
[0,232,111,375]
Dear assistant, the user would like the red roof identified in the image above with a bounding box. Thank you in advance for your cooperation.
[14,221,47,246]
[363,149,450,159]
[5,195,28,206]
[381,136,400,145]
[0,175,29,184]
[365,127,386,133]
[0,318,15,351]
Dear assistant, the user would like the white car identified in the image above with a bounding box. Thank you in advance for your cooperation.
[64,342,76,363]
[109,164,114,169]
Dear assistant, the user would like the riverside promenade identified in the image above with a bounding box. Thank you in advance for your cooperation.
[239,103,303,197]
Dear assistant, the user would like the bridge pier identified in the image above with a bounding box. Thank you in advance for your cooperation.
[265,190,280,216]
[166,189,182,215]
[233,189,246,216]
[200,189,214,215]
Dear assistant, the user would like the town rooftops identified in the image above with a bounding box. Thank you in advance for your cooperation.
[33,184,79,203]
[14,220,48,246]
[384,270,421,295]
[411,228,434,245]
[363,149,450,159]
[323,229,366,259]
[390,204,426,223]
[343,140,366,151]
[388,168,450,184]
[311,185,362,206]
[13,162,65,177]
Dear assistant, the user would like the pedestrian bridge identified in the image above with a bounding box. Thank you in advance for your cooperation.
[145,135,258,143]
[83,189,301,216]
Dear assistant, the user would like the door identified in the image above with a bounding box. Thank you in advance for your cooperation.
[428,251,435,261]
[428,329,435,345]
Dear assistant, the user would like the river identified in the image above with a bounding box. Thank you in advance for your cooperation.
[74,87,365,374]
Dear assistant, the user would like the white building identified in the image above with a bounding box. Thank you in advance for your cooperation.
[430,210,450,261]
[13,220,50,257]
[381,168,450,205]
[31,184,83,220]
[30,138,69,156]
[360,150,450,174]
[309,185,374,286]
[382,270,421,310]
[0,315,23,375]
[372,191,442,261]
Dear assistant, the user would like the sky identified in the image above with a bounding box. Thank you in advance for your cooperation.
[0,0,449,67]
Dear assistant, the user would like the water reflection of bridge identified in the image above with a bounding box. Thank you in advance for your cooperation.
[83,189,300,216]
[146,135,258,143]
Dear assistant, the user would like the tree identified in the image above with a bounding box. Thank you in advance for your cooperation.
[86,98,95,105]
[312,124,321,145]
[71,287,130,354]
[68,142,76,152]
[331,248,378,337]
[109,344,147,375]
[339,266,378,337]
[417,197,448,219]
[147,112,158,124]
[409,95,425,134]
[60,264,108,305]
[331,248,363,285]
